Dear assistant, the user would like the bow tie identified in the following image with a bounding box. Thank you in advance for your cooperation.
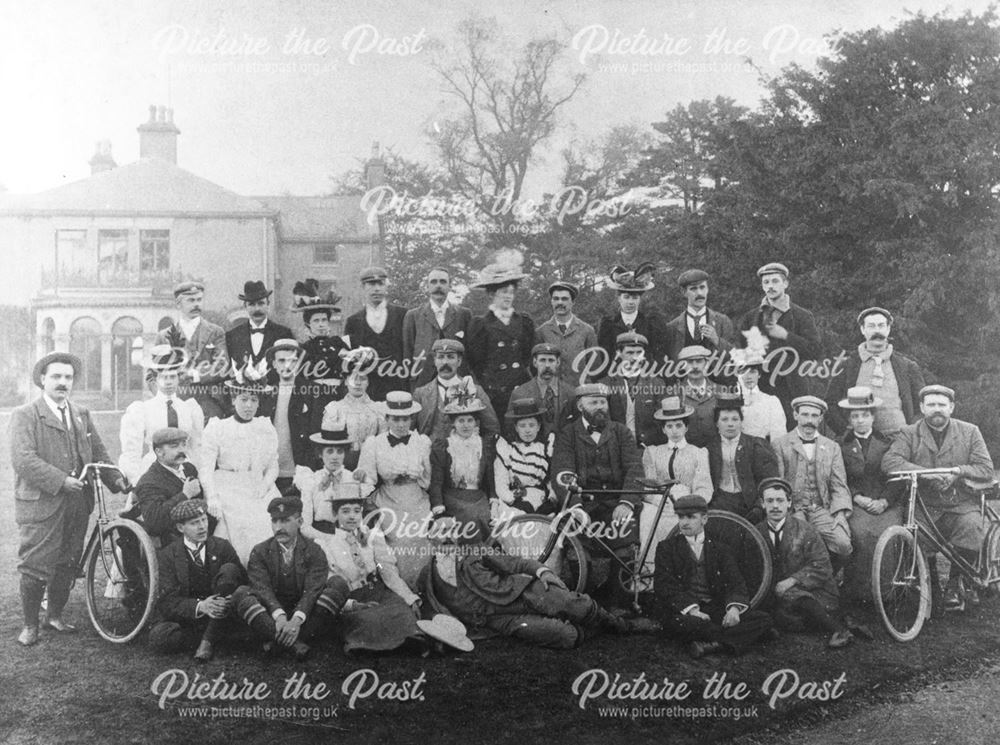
[799,437,817,444]
[250,328,266,335]
[388,433,411,447]
[587,424,604,434]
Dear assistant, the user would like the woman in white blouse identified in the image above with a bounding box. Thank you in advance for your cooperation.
[320,349,385,471]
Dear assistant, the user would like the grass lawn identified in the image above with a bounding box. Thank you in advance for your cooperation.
[1,411,999,745]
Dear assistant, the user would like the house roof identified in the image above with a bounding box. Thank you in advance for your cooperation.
[253,195,375,242]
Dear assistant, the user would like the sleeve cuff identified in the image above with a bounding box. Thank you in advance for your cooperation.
[431,506,446,516]
[535,567,550,580]
[681,604,700,615]
[292,611,306,623]
[726,603,748,614]
[271,608,287,620]
[616,500,635,510]
[194,601,205,618]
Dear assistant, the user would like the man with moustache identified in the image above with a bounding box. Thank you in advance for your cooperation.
[158,281,230,422]
[825,307,925,436]
[344,266,408,402]
[11,352,125,646]
[535,280,598,389]
[413,339,500,442]
[600,332,669,447]
[665,269,736,362]
[226,281,293,372]
[507,343,575,433]
[402,267,472,390]
[882,385,995,611]
[771,396,853,567]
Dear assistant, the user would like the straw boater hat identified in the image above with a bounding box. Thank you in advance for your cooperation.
[472,262,527,290]
[309,410,353,446]
[837,386,883,410]
[32,352,81,387]
[380,390,422,417]
[653,395,695,421]
[606,262,656,292]
[142,343,189,372]
[416,614,475,652]
[264,338,303,364]
[790,395,828,414]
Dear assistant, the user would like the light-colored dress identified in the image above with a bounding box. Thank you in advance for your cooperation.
[322,395,386,469]
[355,431,433,587]
[118,392,204,484]
[492,433,554,523]
[200,416,280,563]
[740,384,787,442]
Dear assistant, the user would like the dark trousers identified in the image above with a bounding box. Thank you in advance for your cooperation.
[661,605,773,655]
[771,596,844,634]
[234,576,350,643]
[148,563,244,652]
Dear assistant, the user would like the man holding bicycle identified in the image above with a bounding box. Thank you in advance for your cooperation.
[882,384,995,611]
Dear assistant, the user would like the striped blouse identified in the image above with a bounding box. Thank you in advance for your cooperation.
[493,433,555,510]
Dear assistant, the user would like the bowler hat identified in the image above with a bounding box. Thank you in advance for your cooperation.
[33,352,81,387]
[238,280,273,303]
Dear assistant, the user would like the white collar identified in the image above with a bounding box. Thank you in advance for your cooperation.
[620,310,638,324]
[685,532,705,547]
[152,390,175,403]
[666,439,687,450]
[183,537,205,553]
[429,298,449,312]
[366,301,387,313]
[178,316,201,332]
[43,394,69,418]
[249,319,268,330]
[686,306,706,317]
[767,518,787,534]
[552,315,574,328]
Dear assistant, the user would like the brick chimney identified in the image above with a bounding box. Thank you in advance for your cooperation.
[137,105,180,164]
[364,141,385,191]
[88,140,116,175]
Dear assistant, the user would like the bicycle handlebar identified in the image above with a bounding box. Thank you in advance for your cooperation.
[81,463,133,492]
[887,467,961,481]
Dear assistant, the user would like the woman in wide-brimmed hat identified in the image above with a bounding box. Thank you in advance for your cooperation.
[467,261,535,420]
[319,347,386,470]
[428,380,496,542]
[492,398,556,523]
[354,390,433,587]
[291,277,351,408]
[199,369,280,563]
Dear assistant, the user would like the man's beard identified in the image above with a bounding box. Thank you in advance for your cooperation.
[588,409,609,426]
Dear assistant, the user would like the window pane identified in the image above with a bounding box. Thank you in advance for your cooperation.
[56,230,91,278]
[313,244,339,264]
[98,230,129,278]
[140,230,170,272]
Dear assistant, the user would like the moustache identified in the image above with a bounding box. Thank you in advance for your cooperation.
[868,333,888,341]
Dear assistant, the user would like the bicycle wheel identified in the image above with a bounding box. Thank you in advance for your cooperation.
[664,510,773,611]
[982,523,1000,596]
[84,519,158,643]
[491,515,588,592]
[871,525,931,642]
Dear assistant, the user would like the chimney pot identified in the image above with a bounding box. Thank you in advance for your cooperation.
[148,104,157,122]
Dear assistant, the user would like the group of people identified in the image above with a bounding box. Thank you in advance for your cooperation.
[10,259,995,662]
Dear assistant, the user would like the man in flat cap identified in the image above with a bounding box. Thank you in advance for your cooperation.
[653,493,774,659]
[133,427,215,546]
[665,269,736,362]
[596,263,668,377]
[738,263,821,424]
[535,280,598,390]
[344,266,408,402]
[413,339,500,442]
[11,352,124,646]
[771,396,853,567]
[600,332,670,447]
[226,281,292,372]
[551,383,645,606]
[675,345,723,448]
[148,499,246,661]
[233,497,350,659]
[883,385,995,611]
[157,281,230,422]
[825,307,925,437]
[507,343,575,433]
[402,267,473,390]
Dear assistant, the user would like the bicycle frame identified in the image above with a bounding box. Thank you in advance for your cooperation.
[80,463,132,586]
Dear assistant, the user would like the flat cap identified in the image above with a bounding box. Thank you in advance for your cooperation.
[358,266,389,283]
[575,383,610,399]
[267,497,303,518]
[857,307,894,326]
[791,395,828,414]
[170,499,207,524]
[531,342,562,358]
[756,262,789,278]
[431,338,465,355]
[615,331,648,348]
[548,280,579,299]
[173,280,205,297]
[674,494,709,515]
[919,384,955,402]
[678,345,712,361]
[152,427,189,448]
[757,476,793,497]
[677,269,710,288]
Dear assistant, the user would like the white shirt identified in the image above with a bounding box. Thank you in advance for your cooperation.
[797,429,817,460]
[366,301,388,334]
[429,299,449,329]
[178,316,201,340]
[43,393,70,422]
[685,532,705,560]
[686,306,706,338]
[766,518,787,547]
[620,310,638,327]
[248,320,268,356]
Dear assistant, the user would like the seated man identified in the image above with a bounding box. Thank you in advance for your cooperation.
[423,520,658,648]
[755,477,858,649]
[653,494,774,659]
[134,427,209,546]
[148,499,246,661]
[600,332,669,447]
[882,384,996,611]
[233,497,350,660]
[771,396,853,569]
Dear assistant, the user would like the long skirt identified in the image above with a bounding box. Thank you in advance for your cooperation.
[335,582,422,654]
[443,487,491,543]
[212,470,280,563]
[844,504,903,602]
[371,482,433,588]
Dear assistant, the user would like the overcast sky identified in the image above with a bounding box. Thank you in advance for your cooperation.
[0,0,993,198]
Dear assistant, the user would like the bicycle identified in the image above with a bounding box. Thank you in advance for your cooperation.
[79,463,159,643]
[871,467,1000,642]
[491,474,773,614]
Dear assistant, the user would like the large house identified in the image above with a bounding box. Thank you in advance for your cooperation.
[0,105,384,408]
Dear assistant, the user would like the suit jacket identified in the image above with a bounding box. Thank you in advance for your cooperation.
[550,418,644,507]
[507,377,575,433]
[11,397,112,523]
[412,378,501,443]
[882,418,995,504]
[596,310,668,374]
[158,319,230,415]
[153,536,245,623]
[258,377,323,470]
[839,429,894,501]
[428,550,545,626]
[402,302,473,388]
[245,534,331,618]
[429,435,497,510]
[653,533,749,618]
[467,312,535,399]
[534,316,599,389]
[757,515,839,612]
[601,374,671,447]
[772,431,852,515]
[737,301,820,406]
[343,305,408,401]
[706,433,779,513]
[225,318,293,369]
[824,349,926,434]
[134,460,203,542]
[664,307,736,361]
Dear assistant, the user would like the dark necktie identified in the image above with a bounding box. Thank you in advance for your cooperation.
[688,313,703,341]
[165,399,178,428]
[558,323,567,334]
[769,528,783,576]
[544,386,556,422]
[60,406,81,473]
[667,447,678,481]
[857,435,870,457]
[189,544,205,568]
[388,433,411,447]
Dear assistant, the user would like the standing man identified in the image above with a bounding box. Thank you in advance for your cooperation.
[226,281,292,372]
[825,307,925,436]
[600,332,669,447]
[535,280,598,389]
[402,267,472,390]
[676,345,721,448]
[413,339,500,442]
[596,263,667,377]
[771,396,853,567]
[508,343,575,433]
[344,266,408,402]
[882,385,995,610]
[738,263,821,424]
[10,352,124,646]
[158,281,230,422]
[665,269,736,362]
